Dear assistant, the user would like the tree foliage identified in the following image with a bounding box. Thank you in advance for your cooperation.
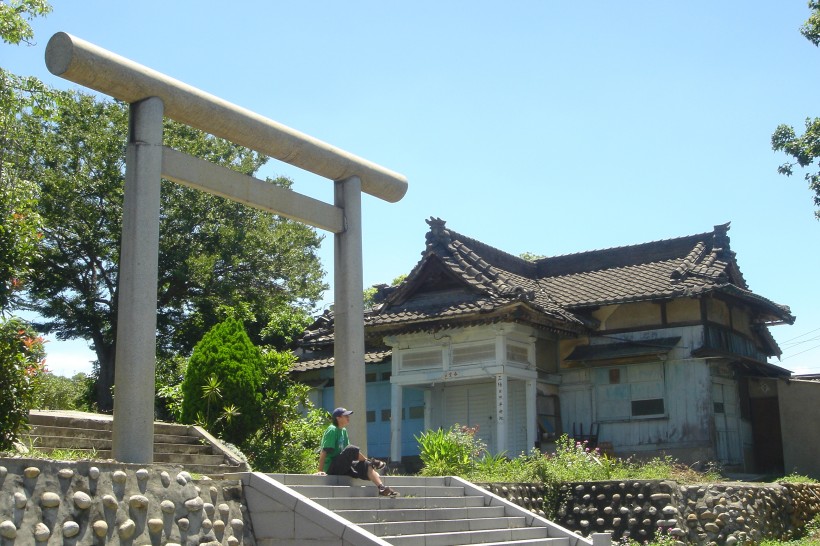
[0,316,45,450]
[0,0,51,45]
[11,89,326,410]
[0,67,49,311]
[242,348,327,473]
[32,372,92,411]
[180,317,265,445]
[772,1,820,219]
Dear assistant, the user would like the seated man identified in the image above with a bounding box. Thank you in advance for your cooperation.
[317,407,399,497]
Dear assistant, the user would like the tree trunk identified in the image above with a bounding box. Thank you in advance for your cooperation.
[95,344,115,413]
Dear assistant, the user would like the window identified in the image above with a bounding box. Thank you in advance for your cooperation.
[506,343,529,365]
[452,342,495,366]
[381,409,391,421]
[593,362,666,421]
[366,411,376,423]
[408,406,424,419]
[632,398,665,416]
[365,372,377,383]
[401,349,442,370]
[382,371,392,381]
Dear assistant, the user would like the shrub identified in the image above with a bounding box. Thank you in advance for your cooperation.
[245,406,328,473]
[417,424,487,477]
[180,317,265,444]
[32,372,92,411]
[241,347,327,473]
[0,316,46,450]
[155,355,186,422]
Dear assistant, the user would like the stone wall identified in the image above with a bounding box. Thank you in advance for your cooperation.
[481,480,820,545]
[0,458,254,545]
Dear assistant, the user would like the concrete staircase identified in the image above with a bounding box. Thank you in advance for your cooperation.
[24,410,247,477]
[238,472,610,546]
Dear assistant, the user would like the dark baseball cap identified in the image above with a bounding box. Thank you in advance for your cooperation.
[332,407,354,418]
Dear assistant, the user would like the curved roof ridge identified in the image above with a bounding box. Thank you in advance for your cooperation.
[425,217,536,277]
[536,224,730,277]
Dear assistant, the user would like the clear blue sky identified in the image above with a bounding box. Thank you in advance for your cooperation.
[4,1,820,376]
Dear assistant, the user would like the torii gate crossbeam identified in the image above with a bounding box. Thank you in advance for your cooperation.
[45,32,407,463]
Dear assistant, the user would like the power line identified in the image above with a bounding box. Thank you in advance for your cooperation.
[779,326,820,344]
[780,334,820,349]
[781,341,820,361]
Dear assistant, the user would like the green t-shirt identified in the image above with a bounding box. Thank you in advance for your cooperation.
[320,424,349,473]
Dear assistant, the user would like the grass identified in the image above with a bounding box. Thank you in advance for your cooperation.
[777,473,820,484]
[26,447,100,461]
[0,436,100,461]
[448,435,725,485]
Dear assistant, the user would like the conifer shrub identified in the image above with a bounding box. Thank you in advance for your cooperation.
[180,317,265,444]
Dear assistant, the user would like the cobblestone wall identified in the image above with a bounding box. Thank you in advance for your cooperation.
[0,458,253,545]
[480,480,820,545]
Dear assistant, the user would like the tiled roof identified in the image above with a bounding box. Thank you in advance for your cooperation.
[291,349,391,372]
[296,218,794,348]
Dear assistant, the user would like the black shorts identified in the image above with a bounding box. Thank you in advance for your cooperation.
[327,445,370,480]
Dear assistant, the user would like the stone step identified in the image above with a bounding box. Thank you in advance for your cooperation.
[470,540,571,546]
[335,505,507,523]
[357,516,528,537]
[27,435,215,456]
[290,483,464,499]
[27,426,204,445]
[381,525,555,546]
[312,494,488,511]
[264,473,448,487]
[28,424,200,444]
[28,411,191,433]
[38,447,223,464]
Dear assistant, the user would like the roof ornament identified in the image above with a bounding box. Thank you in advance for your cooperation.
[425,217,452,254]
[712,222,732,260]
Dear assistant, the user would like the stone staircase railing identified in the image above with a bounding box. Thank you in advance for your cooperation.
[234,472,613,546]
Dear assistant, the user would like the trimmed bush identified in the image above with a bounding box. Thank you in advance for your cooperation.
[180,317,265,444]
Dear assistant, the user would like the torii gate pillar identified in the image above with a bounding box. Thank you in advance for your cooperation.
[334,176,367,445]
[112,97,164,463]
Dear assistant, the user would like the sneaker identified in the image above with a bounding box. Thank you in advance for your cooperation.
[378,486,399,497]
[368,458,386,470]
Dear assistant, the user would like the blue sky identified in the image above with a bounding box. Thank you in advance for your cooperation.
[4,1,820,376]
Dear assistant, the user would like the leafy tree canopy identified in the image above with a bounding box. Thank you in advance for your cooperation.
[12,88,327,410]
[363,274,407,309]
[519,252,546,262]
[772,1,820,219]
[0,0,51,45]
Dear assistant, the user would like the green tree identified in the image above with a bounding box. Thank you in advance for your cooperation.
[13,90,326,411]
[32,372,92,411]
[0,0,51,46]
[0,1,50,447]
[772,1,820,219]
[180,317,265,444]
[363,274,407,309]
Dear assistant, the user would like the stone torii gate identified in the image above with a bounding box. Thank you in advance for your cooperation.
[45,32,407,463]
